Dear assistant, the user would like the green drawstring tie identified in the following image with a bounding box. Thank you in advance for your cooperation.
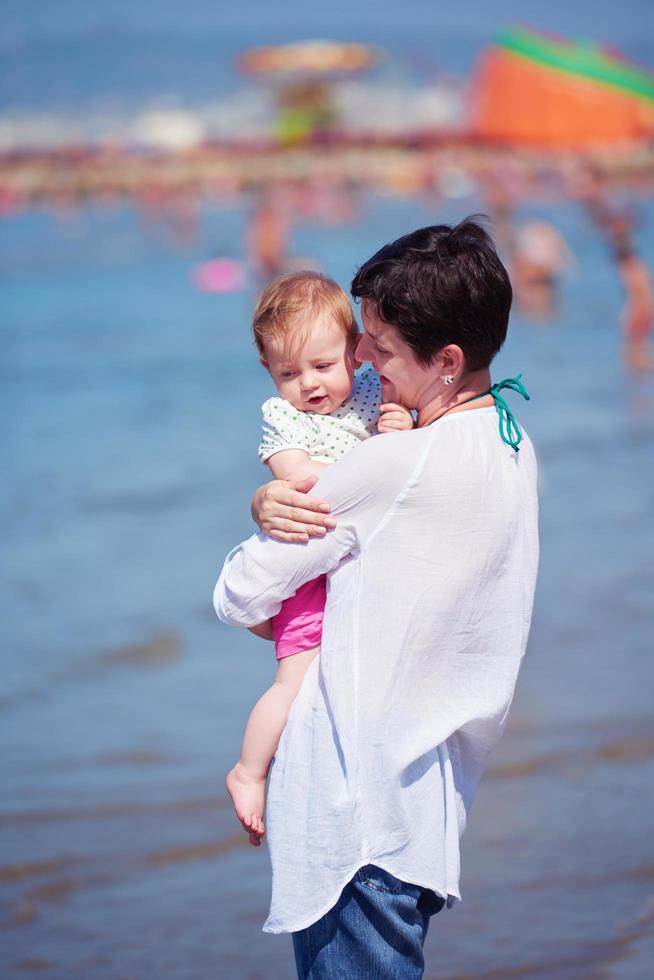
[472,374,530,452]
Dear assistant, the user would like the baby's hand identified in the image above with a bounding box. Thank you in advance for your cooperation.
[378,403,415,433]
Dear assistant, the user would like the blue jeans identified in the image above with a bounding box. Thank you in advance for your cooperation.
[292,864,445,979]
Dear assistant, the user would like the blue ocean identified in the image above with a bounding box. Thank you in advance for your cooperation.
[2,188,654,978]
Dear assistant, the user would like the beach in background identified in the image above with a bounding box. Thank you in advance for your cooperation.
[2,3,654,978]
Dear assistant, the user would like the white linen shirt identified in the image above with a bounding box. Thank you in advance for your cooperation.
[258,368,381,465]
[215,406,539,934]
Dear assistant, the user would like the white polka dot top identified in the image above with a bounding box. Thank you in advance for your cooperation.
[258,368,381,465]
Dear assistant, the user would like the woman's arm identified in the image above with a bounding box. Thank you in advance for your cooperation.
[216,434,414,629]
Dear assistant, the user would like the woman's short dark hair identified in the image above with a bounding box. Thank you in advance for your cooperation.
[351,217,512,371]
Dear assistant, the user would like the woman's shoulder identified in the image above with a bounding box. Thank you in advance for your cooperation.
[333,424,427,474]
[312,425,427,511]
[427,408,537,479]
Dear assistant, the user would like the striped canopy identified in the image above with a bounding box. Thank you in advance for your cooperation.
[238,41,377,76]
[471,27,654,147]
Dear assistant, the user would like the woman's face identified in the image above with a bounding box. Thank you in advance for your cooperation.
[355,301,436,409]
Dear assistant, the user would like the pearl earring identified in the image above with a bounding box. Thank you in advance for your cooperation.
[442,375,455,385]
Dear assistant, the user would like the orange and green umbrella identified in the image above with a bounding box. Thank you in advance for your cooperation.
[471,26,654,148]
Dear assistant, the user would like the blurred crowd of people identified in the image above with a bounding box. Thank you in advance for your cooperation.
[240,159,654,373]
[1,142,652,372]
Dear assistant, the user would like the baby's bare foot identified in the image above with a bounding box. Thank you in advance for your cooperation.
[226,763,266,846]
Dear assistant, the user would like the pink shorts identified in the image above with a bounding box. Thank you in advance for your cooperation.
[272,575,327,660]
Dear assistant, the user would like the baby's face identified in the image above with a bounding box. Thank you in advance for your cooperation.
[264,312,356,415]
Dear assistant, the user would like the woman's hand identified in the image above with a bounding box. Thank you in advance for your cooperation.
[378,403,415,433]
[251,475,336,543]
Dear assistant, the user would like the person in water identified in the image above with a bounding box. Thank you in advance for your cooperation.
[214,218,539,979]
[579,165,654,372]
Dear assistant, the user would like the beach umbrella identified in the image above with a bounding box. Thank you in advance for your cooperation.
[238,41,377,76]
[471,26,654,148]
[237,41,379,145]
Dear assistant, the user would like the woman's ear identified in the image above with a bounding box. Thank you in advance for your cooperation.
[438,344,465,378]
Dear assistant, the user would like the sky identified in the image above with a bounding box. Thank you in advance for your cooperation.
[2,0,652,112]
[3,0,653,43]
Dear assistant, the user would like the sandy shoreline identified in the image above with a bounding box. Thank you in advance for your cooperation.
[2,139,653,211]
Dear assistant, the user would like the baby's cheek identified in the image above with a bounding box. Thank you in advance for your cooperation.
[279,382,302,411]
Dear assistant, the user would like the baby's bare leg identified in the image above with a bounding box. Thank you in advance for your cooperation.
[226,646,318,846]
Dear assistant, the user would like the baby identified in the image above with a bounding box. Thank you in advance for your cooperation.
[225,271,413,845]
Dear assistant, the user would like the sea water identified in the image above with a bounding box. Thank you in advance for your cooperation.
[2,192,654,979]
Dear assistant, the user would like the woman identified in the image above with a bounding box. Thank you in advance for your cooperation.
[215,218,539,979]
